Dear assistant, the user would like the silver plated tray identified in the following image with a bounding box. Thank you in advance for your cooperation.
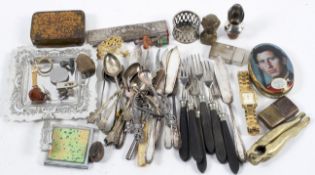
[7,45,96,121]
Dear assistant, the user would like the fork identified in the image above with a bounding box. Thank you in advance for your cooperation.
[193,54,203,78]
[202,60,229,162]
[180,58,189,89]
[187,54,207,170]
[197,59,216,154]
[192,55,216,155]
[202,60,214,90]
[202,59,222,99]
[178,57,190,161]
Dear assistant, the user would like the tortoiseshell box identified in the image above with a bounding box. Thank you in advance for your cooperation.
[30,10,85,47]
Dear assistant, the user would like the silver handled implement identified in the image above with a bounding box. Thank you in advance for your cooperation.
[213,56,247,162]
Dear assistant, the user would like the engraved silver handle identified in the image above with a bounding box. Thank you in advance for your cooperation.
[228,105,247,162]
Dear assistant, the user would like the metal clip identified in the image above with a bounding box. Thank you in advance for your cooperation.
[247,112,310,165]
[56,81,77,89]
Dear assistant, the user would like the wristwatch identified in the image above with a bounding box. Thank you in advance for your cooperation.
[238,71,260,135]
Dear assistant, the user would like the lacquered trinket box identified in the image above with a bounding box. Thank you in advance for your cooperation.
[30,10,85,47]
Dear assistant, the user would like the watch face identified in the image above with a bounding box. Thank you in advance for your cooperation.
[242,92,255,105]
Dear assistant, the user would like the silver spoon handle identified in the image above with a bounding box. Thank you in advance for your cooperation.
[126,139,138,160]
[228,105,246,162]
[114,77,121,90]
[213,56,233,104]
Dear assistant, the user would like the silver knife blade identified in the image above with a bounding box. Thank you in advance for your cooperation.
[143,48,151,71]
[155,49,161,70]
[152,49,161,78]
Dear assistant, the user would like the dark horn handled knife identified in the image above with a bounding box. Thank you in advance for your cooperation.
[211,108,227,163]
[196,154,207,173]
[196,114,207,173]
[200,101,215,154]
[188,109,204,163]
[221,119,240,174]
[179,104,190,161]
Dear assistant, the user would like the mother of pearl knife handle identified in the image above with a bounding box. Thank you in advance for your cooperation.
[213,56,233,104]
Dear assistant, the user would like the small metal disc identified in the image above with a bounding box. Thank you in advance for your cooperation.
[89,141,104,162]
[49,67,69,84]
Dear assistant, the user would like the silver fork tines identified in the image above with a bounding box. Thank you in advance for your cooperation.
[180,58,189,87]
[202,60,214,88]
[192,54,203,80]
[180,58,189,101]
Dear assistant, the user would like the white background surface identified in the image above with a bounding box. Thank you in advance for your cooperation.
[0,0,315,174]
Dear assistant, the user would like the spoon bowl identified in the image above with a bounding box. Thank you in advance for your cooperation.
[152,69,165,90]
[138,70,153,87]
[130,75,145,91]
[123,63,141,88]
[103,53,123,88]
[104,53,123,77]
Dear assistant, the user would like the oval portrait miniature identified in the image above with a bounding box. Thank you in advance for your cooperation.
[248,43,294,98]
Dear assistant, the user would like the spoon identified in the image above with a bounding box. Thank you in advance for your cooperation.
[129,74,145,91]
[138,70,153,87]
[103,53,123,89]
[123,63,141,89]
[97,59,114,107]
[97,54,123,127]
[138,69,160,97]
[152,69,165,90]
